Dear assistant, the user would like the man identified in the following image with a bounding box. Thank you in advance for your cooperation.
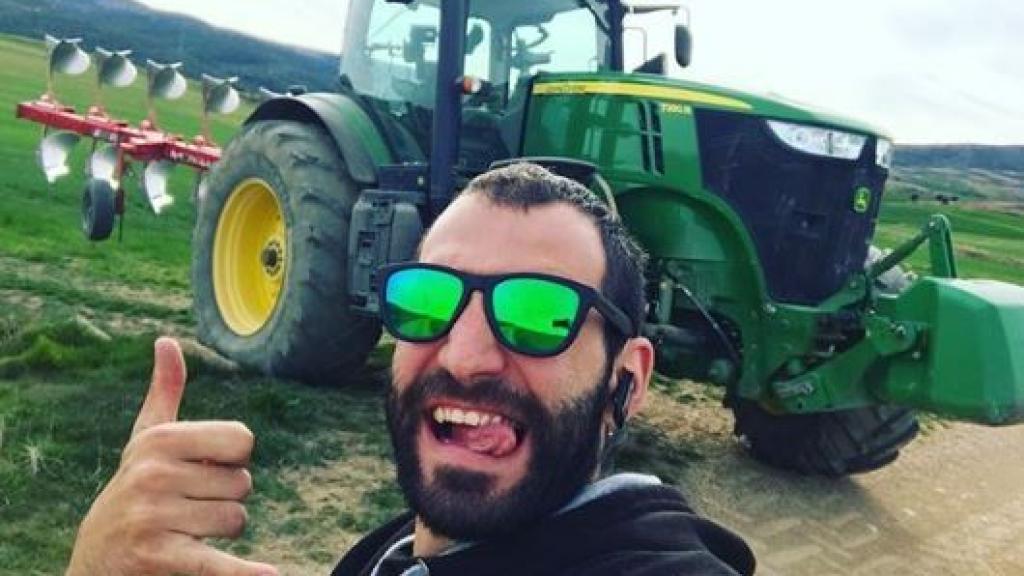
[67,163,755,575]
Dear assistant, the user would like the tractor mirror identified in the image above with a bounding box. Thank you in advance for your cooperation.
[674,24,692,67]
[466,23,485,54]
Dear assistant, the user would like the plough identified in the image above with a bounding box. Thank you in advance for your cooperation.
[14,35,241,240]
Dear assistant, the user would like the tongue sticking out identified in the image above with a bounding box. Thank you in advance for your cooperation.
[450,421,519,458]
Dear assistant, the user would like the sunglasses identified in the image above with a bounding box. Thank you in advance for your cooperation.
[377,262,635,357]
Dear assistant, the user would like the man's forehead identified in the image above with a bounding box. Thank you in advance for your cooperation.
[419,194,606,286]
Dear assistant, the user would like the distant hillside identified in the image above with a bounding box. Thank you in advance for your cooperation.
[889,145,1024,202]
[894,145,1024,171]
[0,0,337,92]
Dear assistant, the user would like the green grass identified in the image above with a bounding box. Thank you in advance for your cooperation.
[0,320,397,572]
[876,200,1024,285]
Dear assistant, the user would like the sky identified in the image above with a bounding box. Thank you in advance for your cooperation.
[135,0,1024,145]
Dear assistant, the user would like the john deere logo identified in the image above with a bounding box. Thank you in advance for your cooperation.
[853,187,872,214]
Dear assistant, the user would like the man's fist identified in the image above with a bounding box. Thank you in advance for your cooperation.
[66,337,278,576]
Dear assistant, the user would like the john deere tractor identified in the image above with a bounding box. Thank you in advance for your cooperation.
[193,0,1024,476]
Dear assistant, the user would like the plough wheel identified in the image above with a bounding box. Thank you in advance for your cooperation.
[81,177,116,241]
[192,120,381,385]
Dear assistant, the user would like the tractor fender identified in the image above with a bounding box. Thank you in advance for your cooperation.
[245,92,392,185]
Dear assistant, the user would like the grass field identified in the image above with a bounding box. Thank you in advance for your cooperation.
[1,33,1023,574]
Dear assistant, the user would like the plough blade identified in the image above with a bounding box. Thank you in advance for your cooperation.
[88,144,120,185]
[45,35,91,77]
[37,130,81,183]
[142,160,176,214]
[146,60,187,101]
[202,74,241,115]
[95,47,137,88]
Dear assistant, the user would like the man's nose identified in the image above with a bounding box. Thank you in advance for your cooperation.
[437,292,507,382]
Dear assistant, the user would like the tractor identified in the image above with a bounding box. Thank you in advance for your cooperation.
[192,0,1024,476]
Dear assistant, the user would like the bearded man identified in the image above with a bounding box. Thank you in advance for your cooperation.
[66,163,755,576]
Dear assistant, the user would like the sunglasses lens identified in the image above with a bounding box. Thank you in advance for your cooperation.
[493,278,581,355]
[384,267,463,340]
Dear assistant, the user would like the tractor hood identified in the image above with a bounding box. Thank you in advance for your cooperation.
[532,72,891,139]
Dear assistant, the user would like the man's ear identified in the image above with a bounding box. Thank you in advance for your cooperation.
[611,336,655,425]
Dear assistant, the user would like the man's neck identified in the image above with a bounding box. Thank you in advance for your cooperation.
[412,517,454,557]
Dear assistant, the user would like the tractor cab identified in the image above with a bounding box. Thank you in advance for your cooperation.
[341,1,620,172]
[339,0,690,213]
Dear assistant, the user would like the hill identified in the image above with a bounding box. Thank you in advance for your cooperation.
[895,145,1024,171]
[889,145,1024,203]
[0,0,337,92]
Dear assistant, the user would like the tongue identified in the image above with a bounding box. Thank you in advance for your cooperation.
[450,422,518,458]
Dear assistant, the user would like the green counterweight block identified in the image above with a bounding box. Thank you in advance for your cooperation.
[878,278,1024,424]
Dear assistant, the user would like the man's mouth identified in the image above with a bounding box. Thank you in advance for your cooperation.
[427,404,526,459]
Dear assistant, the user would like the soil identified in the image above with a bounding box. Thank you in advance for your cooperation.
[647,383,1024,576]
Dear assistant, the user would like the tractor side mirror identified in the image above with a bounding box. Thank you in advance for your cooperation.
[674,24,692,67]
[466,23,485,55]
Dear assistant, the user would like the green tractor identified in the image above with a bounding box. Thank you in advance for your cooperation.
[193,0,1024,476]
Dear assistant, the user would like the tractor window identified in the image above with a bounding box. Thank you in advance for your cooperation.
[464,18,493,82]
[507,8,610,97]
[341,0,441,109]
[340,0,442,160]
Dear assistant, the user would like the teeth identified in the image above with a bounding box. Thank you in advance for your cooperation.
[432,406,507,427]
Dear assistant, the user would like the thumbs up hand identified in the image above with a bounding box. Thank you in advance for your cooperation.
[66,337,278,576]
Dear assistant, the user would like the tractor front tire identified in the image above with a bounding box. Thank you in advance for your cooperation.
[730,400,919,476]
[730,246,919,476]
[192,119,381,385]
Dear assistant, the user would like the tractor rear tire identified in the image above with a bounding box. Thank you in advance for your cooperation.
[192,119,381,386]
[82,178,115,241]
[730,246,919,476]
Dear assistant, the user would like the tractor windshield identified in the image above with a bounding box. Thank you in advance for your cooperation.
[341,0,616,167]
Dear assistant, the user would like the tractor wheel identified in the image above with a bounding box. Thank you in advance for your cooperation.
[81,177,115,241]
[730,400,919,476]
[730,246,919,476]
[192,119,381,385]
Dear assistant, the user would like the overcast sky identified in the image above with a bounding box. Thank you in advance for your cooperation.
[137,0,1023,145]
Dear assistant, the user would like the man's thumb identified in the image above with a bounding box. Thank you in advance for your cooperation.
[132,336,188,436]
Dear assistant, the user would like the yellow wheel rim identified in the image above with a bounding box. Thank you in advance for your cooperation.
[213,178,287,336]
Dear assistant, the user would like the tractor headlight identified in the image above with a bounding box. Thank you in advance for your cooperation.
[767,120,867,161]
[875,138,894,169]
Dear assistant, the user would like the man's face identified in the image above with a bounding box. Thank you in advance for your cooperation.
[385,193,614,540]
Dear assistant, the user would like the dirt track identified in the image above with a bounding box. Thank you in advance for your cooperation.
[676,413,1024,575]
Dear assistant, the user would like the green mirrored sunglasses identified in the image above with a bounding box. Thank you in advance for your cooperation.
[377,262,635,357]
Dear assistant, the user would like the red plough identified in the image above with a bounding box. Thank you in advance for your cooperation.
[15,35,239,241]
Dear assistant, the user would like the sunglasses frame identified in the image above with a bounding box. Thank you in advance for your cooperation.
[377,262,636,357]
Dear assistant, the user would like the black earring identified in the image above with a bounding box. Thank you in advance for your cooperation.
[611,372,634,430]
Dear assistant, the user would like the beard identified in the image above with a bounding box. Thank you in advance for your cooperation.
[385,365,611,541]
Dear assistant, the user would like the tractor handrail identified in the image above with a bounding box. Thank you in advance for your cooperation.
[867,214,958,281]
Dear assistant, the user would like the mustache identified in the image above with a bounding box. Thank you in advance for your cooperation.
[396,369,545,426]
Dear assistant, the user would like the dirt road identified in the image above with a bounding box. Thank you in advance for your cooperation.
[660,394,1024,575]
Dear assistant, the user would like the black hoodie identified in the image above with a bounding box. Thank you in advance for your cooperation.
[331,482,756,576]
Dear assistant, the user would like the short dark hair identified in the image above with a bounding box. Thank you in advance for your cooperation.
[459,162,648,358]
